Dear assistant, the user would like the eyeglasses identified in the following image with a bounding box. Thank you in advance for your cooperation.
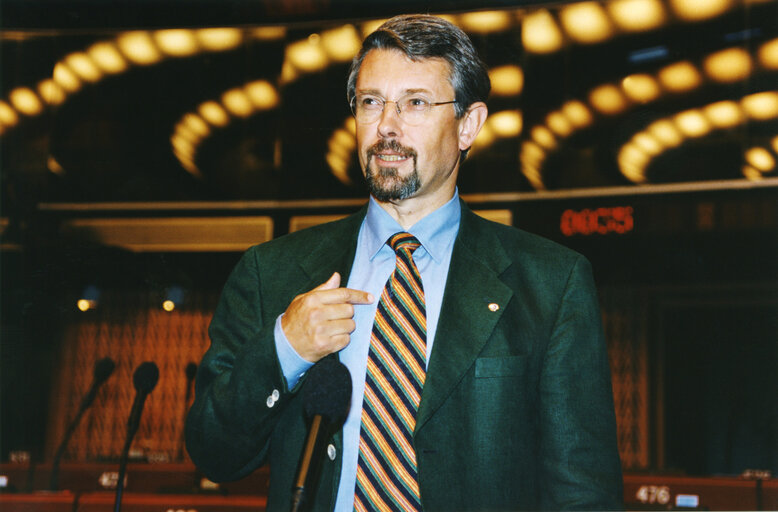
[350,94,457,125]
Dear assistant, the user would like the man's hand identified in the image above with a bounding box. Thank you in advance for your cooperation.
[281,272,374,362]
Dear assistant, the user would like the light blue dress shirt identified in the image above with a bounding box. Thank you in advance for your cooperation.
[274,192,461,511]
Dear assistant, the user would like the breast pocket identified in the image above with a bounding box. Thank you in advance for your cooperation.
[475,355,527,378]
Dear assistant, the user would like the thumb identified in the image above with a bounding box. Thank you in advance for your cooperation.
[315,272,341,291]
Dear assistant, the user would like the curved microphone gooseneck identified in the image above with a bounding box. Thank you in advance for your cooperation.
[50,357,116,490]
[290,358,352,512]
[114,362,159,512]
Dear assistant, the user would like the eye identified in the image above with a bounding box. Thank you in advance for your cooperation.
[403,96,430,111]
[359,96,383,110]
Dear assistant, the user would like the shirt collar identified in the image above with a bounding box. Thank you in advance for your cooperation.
[363,189,461,263]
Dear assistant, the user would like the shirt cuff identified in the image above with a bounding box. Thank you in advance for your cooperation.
[274,313,314,390]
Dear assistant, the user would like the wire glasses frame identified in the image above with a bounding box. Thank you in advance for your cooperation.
[350,94,457,125]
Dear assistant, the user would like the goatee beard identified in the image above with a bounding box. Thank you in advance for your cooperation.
[365,139,420,201]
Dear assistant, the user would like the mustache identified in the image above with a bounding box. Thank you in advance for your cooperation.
[366,139,417,161]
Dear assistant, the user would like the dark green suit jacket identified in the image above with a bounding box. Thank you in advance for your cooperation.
[186,201,623,511]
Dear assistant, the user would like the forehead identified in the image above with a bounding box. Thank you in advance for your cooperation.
[356,48,453,95]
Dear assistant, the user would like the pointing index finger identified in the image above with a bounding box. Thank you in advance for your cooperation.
[322,287,374,305]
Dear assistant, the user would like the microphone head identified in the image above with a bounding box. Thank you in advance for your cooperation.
[185,362,198,381]
[93,357,116,385]
[133,362,160,394]
[302,358,351,425]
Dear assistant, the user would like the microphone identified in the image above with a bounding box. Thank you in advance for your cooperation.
[115,362,159,512]
[185,362,198,383]
[50,357,116,490]
[290,358,351,512]
[126,362,160,438]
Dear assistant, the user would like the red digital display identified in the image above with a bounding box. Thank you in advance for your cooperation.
[560,206,634,236]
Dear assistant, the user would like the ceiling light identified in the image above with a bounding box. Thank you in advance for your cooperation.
[745,147,775,172]
[321,25,361,62]
[47,156,65,175]
[669,0,733,21]
[522,163,545,190]
[674,109,711,137]
[182,113,210,138]
[327,119,357,184]
[472,124,496,151]
[222,88,253,118]
[252,26,286,41]
[77,286,100,311]
[758,38,778,69]
[117,31,162,65]
[488,110,523,137]
[703,100,743,128]
[704,48,752,83]
[522,10,564,54]
[174,123,199,144]
[622,73,661,103]
[0,101,19,127]
[489,65,524,97]
[559,2,613,44]
[562,100,593,128]
[520,140,546,166]
[170,133,194,157]
[199,101,230,127]
[196,28,243,51]
[607,0,666,32]
[658,61,702,92]
[155,29,199,57]
[618,144,649,182]
[286,38,328,73]
[37,79,66,106]
[9,87,42,116]
[52,62,81,93]
[531,125,556,149]
[742,91,778,120]
[245,80,279,110]
[589,84,628,114]
[742,165,763,180]
[88,42,128,74]
[633,132,663,155]
[546,111,573,137]
[647,119,683,147]
[65,52,102,82]
[459,11,513,33]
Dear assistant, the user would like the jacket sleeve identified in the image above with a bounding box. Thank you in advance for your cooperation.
[538,255,624,510]
[185,247,296,482]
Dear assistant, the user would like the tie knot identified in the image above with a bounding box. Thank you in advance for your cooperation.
[388,232,421,254]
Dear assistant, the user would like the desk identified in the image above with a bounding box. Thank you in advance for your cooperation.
[624,474,762,510]
[77,492,266,512]
[0,490,76,512]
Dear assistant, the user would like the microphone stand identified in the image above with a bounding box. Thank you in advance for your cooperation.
[114,425,136,512]
[290,415,322,512]
[49,404,89,490]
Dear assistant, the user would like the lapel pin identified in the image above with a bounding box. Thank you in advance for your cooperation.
[488,302,500,312]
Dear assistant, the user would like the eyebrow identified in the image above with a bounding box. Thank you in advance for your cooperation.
[356,87,434,97]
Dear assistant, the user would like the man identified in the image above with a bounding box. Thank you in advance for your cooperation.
[187,14,623,511]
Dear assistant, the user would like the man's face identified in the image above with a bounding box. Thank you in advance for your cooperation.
[354,49,465,206]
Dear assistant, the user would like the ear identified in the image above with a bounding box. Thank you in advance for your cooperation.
[457,102,488,152]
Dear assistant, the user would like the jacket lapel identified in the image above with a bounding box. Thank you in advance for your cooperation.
[416,204,514,431]
[297,206,368,291]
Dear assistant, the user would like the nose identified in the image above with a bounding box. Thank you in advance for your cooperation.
[377,100,403,138]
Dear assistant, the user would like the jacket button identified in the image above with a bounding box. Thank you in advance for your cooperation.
[327,444,336,460]
[271,389,280,401]
[266,395,275,408]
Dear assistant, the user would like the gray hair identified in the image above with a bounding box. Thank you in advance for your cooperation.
[347,14,491,119]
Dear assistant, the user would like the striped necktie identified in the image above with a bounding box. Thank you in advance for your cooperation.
[354,232,426,512]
